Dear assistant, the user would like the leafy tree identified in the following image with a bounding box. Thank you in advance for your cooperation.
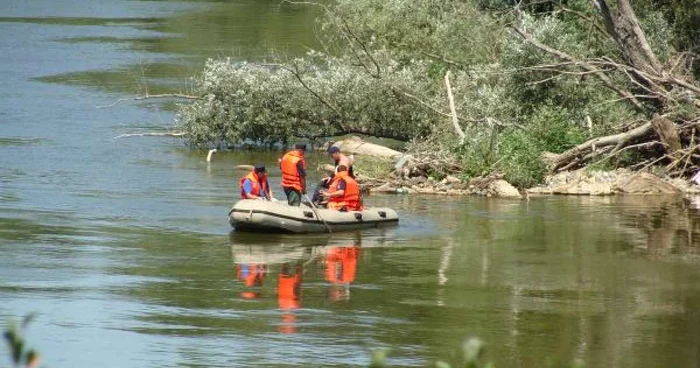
[178,0,700,186]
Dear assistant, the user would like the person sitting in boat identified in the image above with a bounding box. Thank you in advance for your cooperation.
[240,164,272,200]
[312,146,354,206]
[320,165,363,211]
[280,144,307,206]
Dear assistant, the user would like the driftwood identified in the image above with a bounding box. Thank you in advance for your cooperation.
[235,165,255,171]
[650,114,681,159]
[113,131,187,139]
[331,136,403,158]
[544,122,653,171]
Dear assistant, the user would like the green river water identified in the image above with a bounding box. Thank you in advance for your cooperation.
[1,1,699,367]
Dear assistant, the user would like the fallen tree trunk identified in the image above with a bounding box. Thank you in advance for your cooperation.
[650,113,681,160]
[114,131,187,139]
[331,136,403,158]
[544,121,653,171]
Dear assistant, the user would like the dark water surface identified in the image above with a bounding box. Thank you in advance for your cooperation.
[2,1,700,367]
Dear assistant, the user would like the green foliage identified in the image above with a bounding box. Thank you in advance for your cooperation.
[635,0,700,76]
[454,105,588,188]
[352,155,394,180]
[528,106,587,154]
[454,127,500,180]
[585,158,616,173]
[368,338,495,368]
[177,55,439,148]
[496,128,547,188]
[3,314,40,368]
[369,348,390,368]
[178,0,694,184]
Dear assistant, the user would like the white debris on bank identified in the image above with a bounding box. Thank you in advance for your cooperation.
[526,168,695,196]
[323,137,700,199]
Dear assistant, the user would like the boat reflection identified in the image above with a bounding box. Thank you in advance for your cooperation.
[229,232,364,333]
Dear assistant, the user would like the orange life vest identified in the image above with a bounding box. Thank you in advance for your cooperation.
[280,150,306,191]
[239,171,270,199]
[327,171,362,211]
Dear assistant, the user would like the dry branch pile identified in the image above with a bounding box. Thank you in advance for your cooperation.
[394,136,464,179]
[516,0,700,177]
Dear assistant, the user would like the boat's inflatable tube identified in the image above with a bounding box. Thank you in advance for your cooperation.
[228,199,399,233]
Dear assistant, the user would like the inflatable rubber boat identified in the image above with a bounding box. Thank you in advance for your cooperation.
[228,199,399,233]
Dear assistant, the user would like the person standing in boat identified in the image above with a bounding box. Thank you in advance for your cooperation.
[327,146,355,178]
[239,164,273,200]
[320,165,363,211]
[279,144,307,206]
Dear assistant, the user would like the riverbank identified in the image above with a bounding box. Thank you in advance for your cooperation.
[330,137,700,199]
[360,168,700,199]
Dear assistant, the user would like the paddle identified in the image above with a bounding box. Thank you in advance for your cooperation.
[304,194,332,234]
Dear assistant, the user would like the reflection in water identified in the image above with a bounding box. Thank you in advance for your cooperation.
[278,263,303,334]
[230,232,363,333]
[325,246,359,302]
[236,263,266,299]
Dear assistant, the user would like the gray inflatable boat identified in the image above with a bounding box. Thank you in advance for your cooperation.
[228,199,399,233]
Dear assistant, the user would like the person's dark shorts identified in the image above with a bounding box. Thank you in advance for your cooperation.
[283,187,302,206]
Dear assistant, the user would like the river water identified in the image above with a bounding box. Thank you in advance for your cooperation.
[1,1,700,367]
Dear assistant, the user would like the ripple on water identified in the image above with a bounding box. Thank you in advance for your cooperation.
[0,137,51,146]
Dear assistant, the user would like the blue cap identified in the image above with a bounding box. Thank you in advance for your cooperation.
[327,146,340,154]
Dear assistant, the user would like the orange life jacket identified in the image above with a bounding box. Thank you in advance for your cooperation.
[280,150,306,191]
[239,171,270,199]
[328,171,362,211]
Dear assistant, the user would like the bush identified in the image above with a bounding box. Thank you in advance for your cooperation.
[176,0,679,185]
[177,55,441,148]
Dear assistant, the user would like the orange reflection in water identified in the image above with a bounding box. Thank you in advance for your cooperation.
[325,246,359,302]
[236,263,267,288]
[278,263,303,334]
[233,244,362,333]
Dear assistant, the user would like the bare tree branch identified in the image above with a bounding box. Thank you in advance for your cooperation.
[511,26,644,110]
[97,94,200,108]
[114,131,187,139]
[444,71,466,139]
[558,6,608,37]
